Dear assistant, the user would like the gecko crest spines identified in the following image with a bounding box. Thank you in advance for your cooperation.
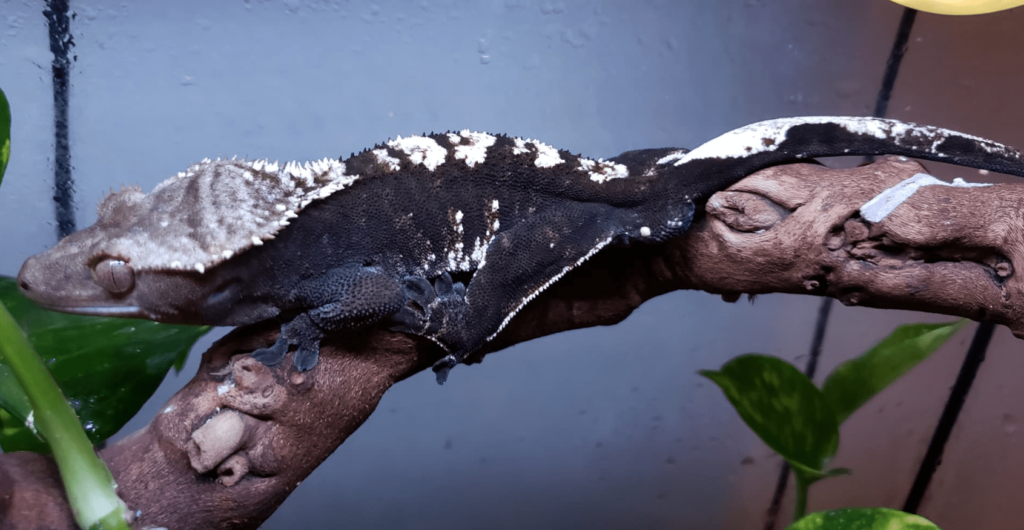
[91,157,358,273]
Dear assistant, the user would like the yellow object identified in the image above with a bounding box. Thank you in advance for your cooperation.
[889,0,1024,14]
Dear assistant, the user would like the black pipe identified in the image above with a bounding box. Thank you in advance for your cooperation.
[43,0,75,238]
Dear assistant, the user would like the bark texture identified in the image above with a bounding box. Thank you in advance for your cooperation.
[3,158,1023,529]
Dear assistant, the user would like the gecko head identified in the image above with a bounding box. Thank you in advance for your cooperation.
[16,185,216,323]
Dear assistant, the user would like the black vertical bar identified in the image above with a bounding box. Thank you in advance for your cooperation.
[873,8,919,119]
[762,8,918,529]
[903,322,995,512]
[43,0,75,238]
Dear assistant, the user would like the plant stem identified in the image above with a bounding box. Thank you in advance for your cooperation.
[0,302,129,530]
[794,473,810,521]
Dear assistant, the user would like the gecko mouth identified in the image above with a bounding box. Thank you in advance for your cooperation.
[31,303,149,319]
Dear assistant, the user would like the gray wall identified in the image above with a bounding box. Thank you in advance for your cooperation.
[2,1,1024,528]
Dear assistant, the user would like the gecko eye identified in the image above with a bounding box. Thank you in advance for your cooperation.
[92,258,135,294]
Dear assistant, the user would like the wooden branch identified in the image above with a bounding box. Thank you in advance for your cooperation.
[3,158,1022,530]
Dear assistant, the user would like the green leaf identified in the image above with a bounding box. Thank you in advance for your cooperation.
[0,276,209,451]
[701,354,839,474]
[822,320,967,425]
[785,507,942,530]
[0,87,9,186]
[0,408,47,453]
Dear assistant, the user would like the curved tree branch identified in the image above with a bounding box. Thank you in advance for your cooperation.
[3,158,1022,530]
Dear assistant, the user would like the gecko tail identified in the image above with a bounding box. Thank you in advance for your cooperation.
[672,116,1024,200]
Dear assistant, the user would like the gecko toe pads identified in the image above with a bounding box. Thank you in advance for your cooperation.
[251,313,324,372]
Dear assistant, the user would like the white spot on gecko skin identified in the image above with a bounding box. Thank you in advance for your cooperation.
[163,405,176,414]
[252,236,264,246]
[372,148,401,171]
[534,142,563,168]
[195,262,205,274]
[640,226,652,237]
[454,210,465,234]
[487,236,615,341]
[453,131,497,168]
[449,200,503,272]
[447,132,462,145]
[579,158,629,183]
[513,137,564,168]
[388,135,447,171]
[274,204,286,212]
[671,116,1020,166]
[860,173,992,223]
[217,380,235,396]
[170,260,182,269]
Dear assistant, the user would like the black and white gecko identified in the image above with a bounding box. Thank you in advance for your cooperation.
[16,117,1024,383]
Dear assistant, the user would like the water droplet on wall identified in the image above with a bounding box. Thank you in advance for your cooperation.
[1002,413,1017,434]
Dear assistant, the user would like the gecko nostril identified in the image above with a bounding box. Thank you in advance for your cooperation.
[18,280,30,292]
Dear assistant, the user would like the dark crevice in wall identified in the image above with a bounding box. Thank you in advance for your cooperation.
[903,322,994,513]
[43,0,75,239]
[763,9,917,529]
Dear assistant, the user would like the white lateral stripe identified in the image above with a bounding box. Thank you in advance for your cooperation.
[860,173,992,223]
[486,236,614,342]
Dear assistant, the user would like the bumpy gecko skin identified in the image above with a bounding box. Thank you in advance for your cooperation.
[17,118,1024,383]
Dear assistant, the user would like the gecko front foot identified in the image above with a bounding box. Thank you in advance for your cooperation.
[251,313,324,371]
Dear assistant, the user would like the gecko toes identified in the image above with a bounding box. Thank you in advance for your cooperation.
[434,272,454,296]
[251,314,325,371]
[401,275,435,312]
[293,343,321,372]
[251,336,289,366]
[432,354,459,385]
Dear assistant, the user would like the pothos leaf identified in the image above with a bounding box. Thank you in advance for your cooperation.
[701,354,839,474]
[786,507,942,530]
[0,276,208,451]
